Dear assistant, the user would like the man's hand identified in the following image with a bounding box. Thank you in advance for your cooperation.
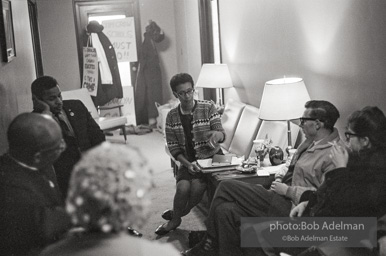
[270,181,288,196]
[187,162,201,175]
[290,201,309,217]
[32,94,51,114]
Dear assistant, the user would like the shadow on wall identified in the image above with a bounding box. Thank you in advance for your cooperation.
[154,33,173,105]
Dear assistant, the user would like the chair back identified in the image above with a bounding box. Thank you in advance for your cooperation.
[228,105,262,157]
[221,98,246,151]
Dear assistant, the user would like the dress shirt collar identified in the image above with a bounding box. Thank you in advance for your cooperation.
[7,154,38,171]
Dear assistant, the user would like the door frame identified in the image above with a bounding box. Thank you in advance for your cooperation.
[28,0,44,77]
[72,0,141,85]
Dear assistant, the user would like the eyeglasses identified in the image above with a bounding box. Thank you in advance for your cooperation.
[344,132,362,141]
[40,139,67,154]
[299,117,319,125]
[176,88,195,97]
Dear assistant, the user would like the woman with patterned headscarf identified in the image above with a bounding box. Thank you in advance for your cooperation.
[40,142,180,256]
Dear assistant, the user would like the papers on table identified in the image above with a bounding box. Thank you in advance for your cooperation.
[196,156,285,175]
[197,155,242,173]
[196,158,213,168]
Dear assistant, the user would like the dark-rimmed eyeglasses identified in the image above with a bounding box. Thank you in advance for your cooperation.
[344,132,362,141]
[40,139,67,154]
[176,88,195,97]
[299,117,319,125]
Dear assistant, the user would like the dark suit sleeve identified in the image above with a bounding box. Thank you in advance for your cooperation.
[84,105,106,147]
[0,203,70,254]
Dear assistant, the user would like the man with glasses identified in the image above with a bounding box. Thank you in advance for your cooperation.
[183,100,344,256]
[31,76,105,199]
[0,113,71,255]
[155,73,226,235]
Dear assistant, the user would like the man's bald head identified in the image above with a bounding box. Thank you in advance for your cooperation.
[7,113,63,165]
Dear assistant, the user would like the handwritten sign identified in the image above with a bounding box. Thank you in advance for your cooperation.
[102,17,138,63]
[82,47,99,96]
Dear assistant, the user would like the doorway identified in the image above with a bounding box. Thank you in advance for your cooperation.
[73,0,141,87]
[73,0,141,125]
[28,0,43,77]
[88,14,131,86]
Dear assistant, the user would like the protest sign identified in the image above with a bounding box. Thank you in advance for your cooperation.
[82,47,98,96]
[102,17,138,62]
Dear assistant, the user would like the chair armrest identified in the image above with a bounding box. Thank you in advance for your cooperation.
[98,105,124,116]
[98,104,124,110]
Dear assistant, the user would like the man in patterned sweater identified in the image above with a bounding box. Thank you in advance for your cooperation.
[155,73,225,235]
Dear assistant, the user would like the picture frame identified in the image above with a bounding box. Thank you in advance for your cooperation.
[0,0,16,62]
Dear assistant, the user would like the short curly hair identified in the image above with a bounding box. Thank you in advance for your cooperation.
[169,73,194,92]
[66,142,153,233]
[31,76,58,99]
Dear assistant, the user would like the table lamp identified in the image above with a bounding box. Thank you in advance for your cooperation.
[195,64,233,106]
[259,77,310,151]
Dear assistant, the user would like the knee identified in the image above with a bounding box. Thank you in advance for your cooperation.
[176,181,190,195]
[214,202,241,227]
[216,179,237,193]
[215,202,234,218]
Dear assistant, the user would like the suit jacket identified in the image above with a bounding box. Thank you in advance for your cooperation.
[34,99,105,199]
[0,154,70,256]
[301,148,386,218]
[62,100,105,152]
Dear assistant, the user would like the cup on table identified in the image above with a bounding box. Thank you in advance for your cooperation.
[253,139,265,166]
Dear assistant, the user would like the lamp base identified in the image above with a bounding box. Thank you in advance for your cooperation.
[286,120,293,158]
[285,145,293,160]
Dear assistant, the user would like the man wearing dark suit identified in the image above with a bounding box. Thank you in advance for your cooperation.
[0,113,71,255]
[31,76,105,199]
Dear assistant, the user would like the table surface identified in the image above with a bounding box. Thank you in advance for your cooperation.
[206,157,284,182]
[205,159,282,203]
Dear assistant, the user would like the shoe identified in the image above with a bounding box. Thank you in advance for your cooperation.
[127,226,142,237]
[181,236,217,256]
[155,218,182,236]
[161,209,174,220]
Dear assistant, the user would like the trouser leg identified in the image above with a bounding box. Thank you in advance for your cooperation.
[205,180,275,240]
[215,201,245,256]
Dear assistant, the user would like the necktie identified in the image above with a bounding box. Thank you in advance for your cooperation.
[55,113,72,137]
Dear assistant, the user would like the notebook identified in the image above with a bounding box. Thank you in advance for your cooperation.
[197,154,240,173]
[212,154,233,166]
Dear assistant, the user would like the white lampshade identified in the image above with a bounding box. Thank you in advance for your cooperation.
[259,77,310,121]
[195,64,233,89]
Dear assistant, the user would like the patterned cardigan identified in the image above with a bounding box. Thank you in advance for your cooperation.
[165,100,225,160]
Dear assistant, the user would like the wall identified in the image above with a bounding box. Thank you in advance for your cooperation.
[174,0,202,88]
[0,0,36,154]
[35,0,198,104]
[139,0,202,103]
[37,0,80,91]
[0,0,202,152]
[219,0,386,132]
[139,0,178,103]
